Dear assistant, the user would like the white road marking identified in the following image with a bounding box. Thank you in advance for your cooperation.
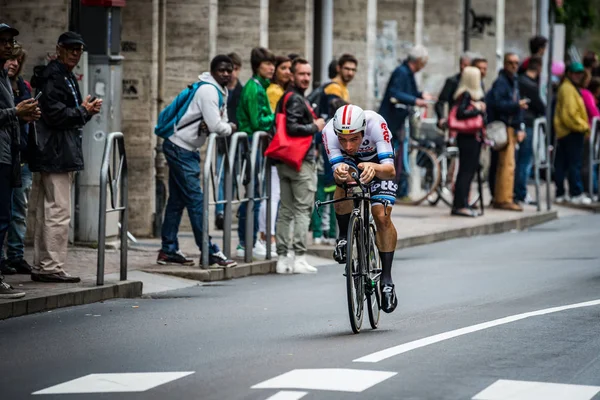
[252,368,397,393]
[265,390,308,400]
[354,298,600,363]
[32,372,195,395]
[472,379,600,400]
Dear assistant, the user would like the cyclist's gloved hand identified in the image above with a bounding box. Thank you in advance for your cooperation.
[357,162,376,185]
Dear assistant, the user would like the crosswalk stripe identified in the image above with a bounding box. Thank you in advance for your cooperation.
[32,372,195,395]
[265,391,308,400]
[472,379,600,400]
[252,368,397,393]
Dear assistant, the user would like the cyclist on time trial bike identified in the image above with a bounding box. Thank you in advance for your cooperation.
[322,104,399,313]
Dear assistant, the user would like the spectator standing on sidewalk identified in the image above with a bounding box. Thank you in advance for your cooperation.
[554,62,592,205]
[485,53,528,211]
[581,70,600,200]
[379,45,434,198]
[324,54,357,104]
[0,43,34,275]
[450,67,486,218]
[275,58,325,274]
[214,52,243,230]
[157,55,237,268]
[236,47,276,259]
[587,77,600,199]
[515,56,546,205]
[472,57,489,92]
[435,52,474,128]
[252,55,292,258]
[29,32,98,283]
[0,24,40,298]
[518,36,547,75]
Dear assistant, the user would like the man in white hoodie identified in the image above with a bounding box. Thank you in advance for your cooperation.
[157,55,237,268]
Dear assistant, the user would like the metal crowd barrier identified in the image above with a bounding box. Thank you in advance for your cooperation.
[201,131,272,267]
[97,132,129,286]
[589,117,600,201]
[532,117,552,212]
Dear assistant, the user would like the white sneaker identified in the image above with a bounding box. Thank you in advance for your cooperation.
[276,252,294,274]
[593,195,599,202]
[293,254,318,274]
[254,240,277,259]
[570,194,592,205]
[235,244,245,258]
[314,237,325,245]
[555,196,569,204]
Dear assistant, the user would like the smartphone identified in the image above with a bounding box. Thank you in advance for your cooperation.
[34,92,42,101]
[90,96,97,102]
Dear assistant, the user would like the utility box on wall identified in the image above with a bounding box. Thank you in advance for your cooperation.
[75,1,125,245]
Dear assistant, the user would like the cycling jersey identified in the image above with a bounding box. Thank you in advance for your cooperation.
[322,110,395,167]
[322,110,397,205]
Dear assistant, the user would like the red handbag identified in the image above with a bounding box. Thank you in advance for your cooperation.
[264,92,314,172]
[447,103,484,135]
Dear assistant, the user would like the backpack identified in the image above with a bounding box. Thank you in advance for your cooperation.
[154,81,224,139]
[307,81,340,120]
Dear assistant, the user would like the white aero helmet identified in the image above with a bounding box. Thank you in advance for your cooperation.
[332,104,366,135]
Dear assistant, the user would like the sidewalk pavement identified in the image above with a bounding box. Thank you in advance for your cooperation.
[0,181,590,320]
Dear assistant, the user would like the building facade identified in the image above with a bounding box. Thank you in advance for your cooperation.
[2,0,539,238]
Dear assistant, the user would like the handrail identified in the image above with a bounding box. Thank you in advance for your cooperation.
[532,117,552,211]
[97,132,128,286]
[244,131,271,263]
[224,132,250,259]
[589,117,599,201]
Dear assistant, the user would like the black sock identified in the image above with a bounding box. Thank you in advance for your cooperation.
[336,213,351,240]
[380,251,395,286]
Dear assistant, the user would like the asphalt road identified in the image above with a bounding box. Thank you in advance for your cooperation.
[1,214,599,400]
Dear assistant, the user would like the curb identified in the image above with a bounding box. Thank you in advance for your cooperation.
[555,202,600,213]
[141,260,276,282]
[0,280,143,321]
[307,210,558,258]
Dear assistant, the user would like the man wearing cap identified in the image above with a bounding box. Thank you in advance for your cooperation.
[554,62,593,205]
[0,23,40,298]
[29,31,102,283]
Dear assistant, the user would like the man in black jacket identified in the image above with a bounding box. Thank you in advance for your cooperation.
[515,56,545,204]
[0,23,40,298]
[435,52,473,128]
[30,32,102,283]
[274,58,325,275]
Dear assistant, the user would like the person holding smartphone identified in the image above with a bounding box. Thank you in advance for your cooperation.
[516,56,546,205]
[29,31,102,283]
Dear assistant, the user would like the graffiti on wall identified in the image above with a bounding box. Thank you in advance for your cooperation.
[469,9,494,38]
[374,21,398,105]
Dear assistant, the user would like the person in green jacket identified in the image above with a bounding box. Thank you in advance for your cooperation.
[236,47,275,258]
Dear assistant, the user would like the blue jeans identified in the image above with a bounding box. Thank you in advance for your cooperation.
[554,133,585,198]
[161,140,216,255]
[0,164,13,261]
[514,127,534,202]
[237,140,261,248]
[0,164,32,261]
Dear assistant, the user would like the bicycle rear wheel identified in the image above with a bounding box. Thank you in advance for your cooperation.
[396,146,441,205]
[346,213,364,334]
[366,223,381,329]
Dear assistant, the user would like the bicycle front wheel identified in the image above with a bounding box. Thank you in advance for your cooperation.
[366,223,381,329]
[346,213,364,334]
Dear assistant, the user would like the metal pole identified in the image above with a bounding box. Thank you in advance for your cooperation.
[245,134,261,264]
[119,138,128,281]
[463,0,471,51]
[97,137,112,286]
[224,133,241,257]
[495,0,505,73]
[533,118,542,212]
[320,0,333,83]
[265,139,272,260]
[546,2,555,171]
[202,133,218,268]
[154,0,167,237]
[590,118,599,200]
